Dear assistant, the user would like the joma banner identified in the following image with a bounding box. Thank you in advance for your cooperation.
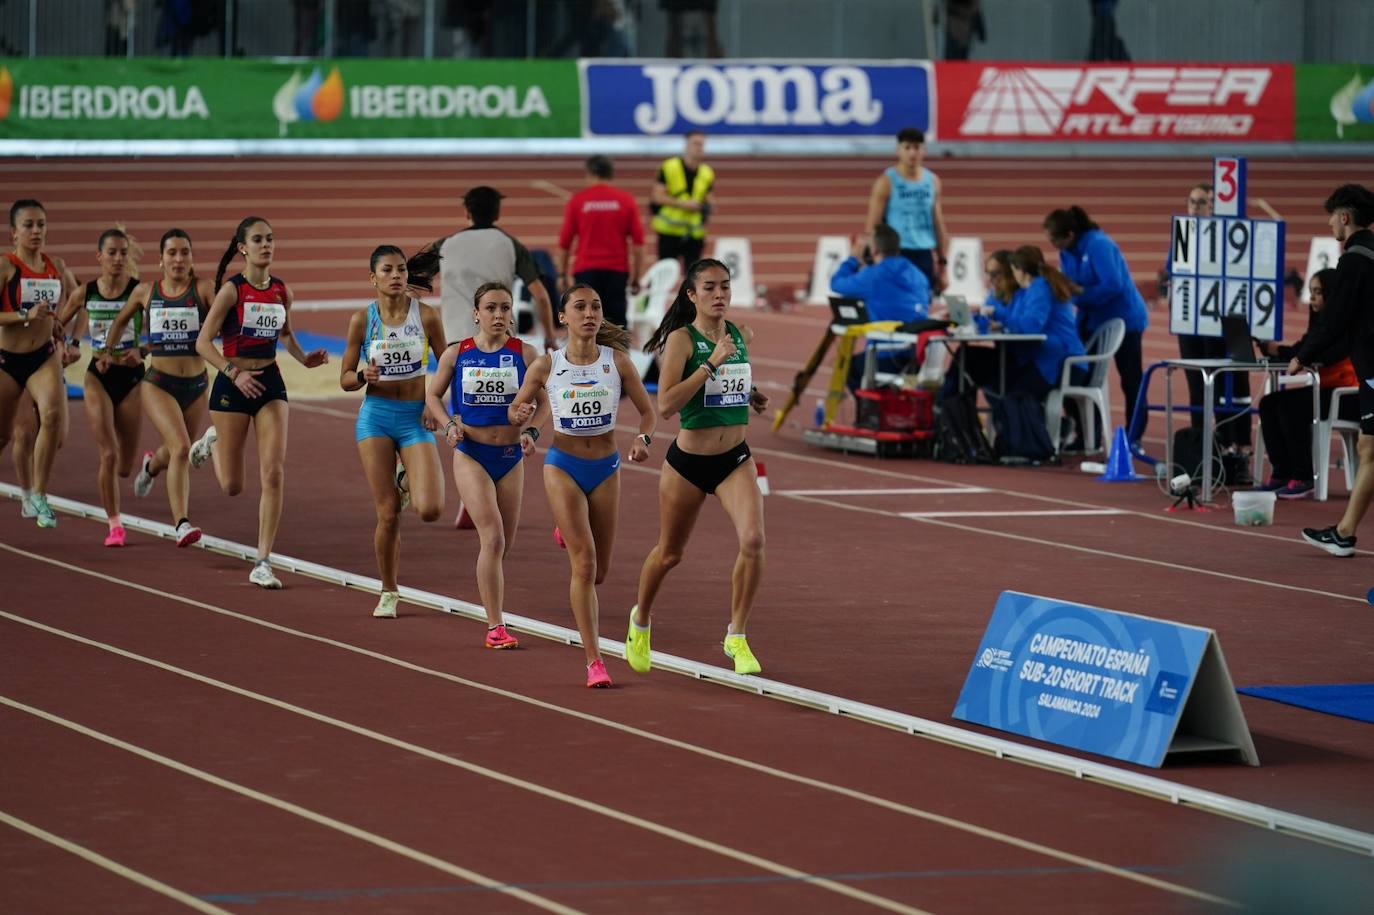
[935,62,1294,142]
[0,58,580,140]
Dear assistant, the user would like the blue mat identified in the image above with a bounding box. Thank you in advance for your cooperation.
[1237,683,1374,725]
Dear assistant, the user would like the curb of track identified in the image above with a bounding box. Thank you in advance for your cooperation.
[6,482,1372,859]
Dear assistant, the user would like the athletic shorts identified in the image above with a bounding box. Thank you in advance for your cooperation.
[145,368,209,411]
[356,396,431,448]
[455,437,523,483]
[210,362,287,415]
[87,362,145,407]
[544,446,620,496]
[0,341,56,389]
[666,439,751,494]
[1360,378,1374,435]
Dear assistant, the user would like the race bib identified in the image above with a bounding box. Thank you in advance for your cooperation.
[244,301,286,339]
[368,337,425,381]
[150,306,198,344]
[20,277,60,315]
[90,316,137,350]
[554,383,614,433]
[705,361,752,408]
[461,365,518,405]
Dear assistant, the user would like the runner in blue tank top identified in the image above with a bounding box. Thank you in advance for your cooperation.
[865,127,948,289]
[426,282,549,650]
[342,245,447,621]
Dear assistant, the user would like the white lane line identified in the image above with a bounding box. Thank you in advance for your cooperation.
[0,700,582,915]
[0,614,929,915]
[0,809,235,915]
[530,179,572,200]
[0,544,1332,900]
[4,503,1370,863]
[779,487,990,496]
[898,509,1125,519]
[787,494,1368,606]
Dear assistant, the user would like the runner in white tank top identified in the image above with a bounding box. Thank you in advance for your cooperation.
[508,283,655,688]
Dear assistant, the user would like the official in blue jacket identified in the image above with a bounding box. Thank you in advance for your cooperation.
[831,224,931,387]
[992,246,1086,398]
[1044,205,1148,437]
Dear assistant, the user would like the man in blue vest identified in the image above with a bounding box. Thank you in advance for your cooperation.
[650,131,715,267]
[865,126,948,291]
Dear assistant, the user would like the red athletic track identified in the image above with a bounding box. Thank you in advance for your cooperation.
[3,156,1374,913]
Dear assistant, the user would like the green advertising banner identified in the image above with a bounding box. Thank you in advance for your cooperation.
[1296,63,1374,142]
[0,58,580,140]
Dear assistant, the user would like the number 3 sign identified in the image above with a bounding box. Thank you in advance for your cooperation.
[1212,156,1246,218]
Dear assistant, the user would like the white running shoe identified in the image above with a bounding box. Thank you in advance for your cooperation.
[134,452,157,497]
[189,427,218,469]
[19,493,36,518]
[394,461,411,511]
[249,560,282,589]
[373,591,399,619]
[175,521,202,548]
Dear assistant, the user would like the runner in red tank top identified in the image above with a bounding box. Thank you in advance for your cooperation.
[190,215,329,589]
[0,198,80,529]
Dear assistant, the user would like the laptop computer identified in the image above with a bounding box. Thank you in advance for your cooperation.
[943,294,973,330]
[1220,315,1269,366]
[829,296,870,326]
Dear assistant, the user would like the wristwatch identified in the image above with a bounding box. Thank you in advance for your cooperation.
[637,433,652,447]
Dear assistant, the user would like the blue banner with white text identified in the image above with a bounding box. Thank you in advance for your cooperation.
[953,591,1211,767]
[580,59,933,137]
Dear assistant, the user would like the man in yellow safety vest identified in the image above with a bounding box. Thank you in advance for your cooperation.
[650,130,715,267]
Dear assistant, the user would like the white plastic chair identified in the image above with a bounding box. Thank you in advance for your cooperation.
[1044,318,1126,455]
[1316,385,1360,501]
[627,258,681,344]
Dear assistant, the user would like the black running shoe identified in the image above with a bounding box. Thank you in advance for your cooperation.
[1301,525,1357,557]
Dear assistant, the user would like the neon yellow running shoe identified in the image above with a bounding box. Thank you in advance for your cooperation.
[723,634,761,675]
[625,605,651,673]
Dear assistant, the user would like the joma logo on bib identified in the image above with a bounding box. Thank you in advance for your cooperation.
[632,64,881,134]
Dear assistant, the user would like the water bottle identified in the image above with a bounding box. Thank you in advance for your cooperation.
[813,399,825,428]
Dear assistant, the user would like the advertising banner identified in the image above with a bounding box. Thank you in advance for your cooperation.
[0,58,580,141]
[954,591,1258,767]
[935,62,1293,142]
[581,59,932,136]
[1296,64,1374,141]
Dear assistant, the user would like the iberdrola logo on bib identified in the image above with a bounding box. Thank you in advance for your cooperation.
[273,66,344,136]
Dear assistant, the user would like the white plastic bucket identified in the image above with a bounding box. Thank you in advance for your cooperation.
[1232,490,1276,527]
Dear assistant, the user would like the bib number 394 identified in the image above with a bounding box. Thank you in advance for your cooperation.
[705,362,751,408]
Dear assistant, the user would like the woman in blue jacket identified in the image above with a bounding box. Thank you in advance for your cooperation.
[989,246,1086,399]
[1043,206,1149,439]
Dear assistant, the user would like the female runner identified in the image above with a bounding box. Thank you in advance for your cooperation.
[107,228,217,547]
[508,284,654,687]
[0,198,78,529]
[190,216,329,588]
[342,246,447,619]
[425,283,548,649]
[625,258,769,676]
[55,228,142,545]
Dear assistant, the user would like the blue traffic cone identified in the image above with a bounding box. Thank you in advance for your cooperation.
[1098,426,1142,482]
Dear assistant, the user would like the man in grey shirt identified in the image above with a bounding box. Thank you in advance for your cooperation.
[422,185,555,349]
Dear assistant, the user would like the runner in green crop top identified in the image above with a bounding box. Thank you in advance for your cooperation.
[625,257,771,679]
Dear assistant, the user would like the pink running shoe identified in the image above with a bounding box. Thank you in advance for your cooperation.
[485,624,519,650]
[175,521,202,548]
[104,525,126,548]
[553,526,566,549]
[586,658,613,688]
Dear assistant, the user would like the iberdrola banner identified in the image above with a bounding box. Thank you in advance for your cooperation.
[0,58,581,140]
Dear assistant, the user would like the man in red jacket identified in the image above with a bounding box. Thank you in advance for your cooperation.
[557,155,645,328]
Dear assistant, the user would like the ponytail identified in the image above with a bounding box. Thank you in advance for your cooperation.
[643,257,730,354]
[215,215,269,290]
[406,250,442,293]
[1012,245,1080,303]
[596,321,630,354]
